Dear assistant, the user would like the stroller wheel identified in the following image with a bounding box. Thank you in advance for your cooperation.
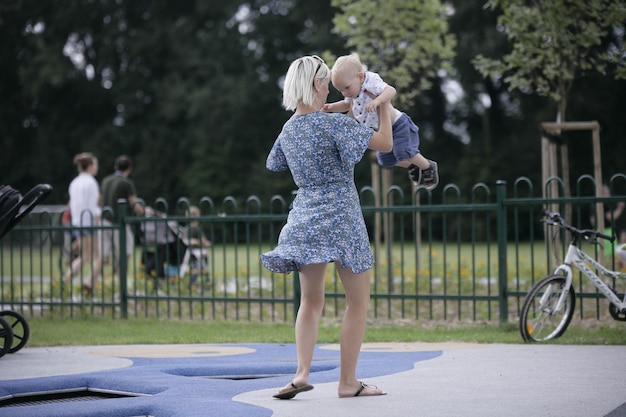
[0,317,13,358]
[0,311,30,353]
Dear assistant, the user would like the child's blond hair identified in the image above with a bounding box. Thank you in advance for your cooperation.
[331,53,366,81]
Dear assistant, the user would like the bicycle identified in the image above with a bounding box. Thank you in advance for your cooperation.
[519,209,626,342]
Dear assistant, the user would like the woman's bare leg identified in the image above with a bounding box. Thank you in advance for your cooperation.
[336,263,384,397]
[79,236,94,289]
[89,236,102,289]
[67,236,84,281]
[276,263,327,394]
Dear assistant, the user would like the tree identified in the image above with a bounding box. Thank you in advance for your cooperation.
[473,0,626,122]
[330,0,458,195]
[0,1,344,206]
[473,0,626,244]
[2,1,624,208]
[331,0,456,108]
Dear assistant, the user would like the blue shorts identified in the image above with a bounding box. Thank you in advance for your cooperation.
[376,113,420,168]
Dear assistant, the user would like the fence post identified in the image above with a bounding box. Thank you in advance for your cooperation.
[496,180,508,324]
[118,199,128,319]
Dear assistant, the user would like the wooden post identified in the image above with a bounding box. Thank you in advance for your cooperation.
[413,182,421,273]
[540,121,604,263]
[382,168,394,293]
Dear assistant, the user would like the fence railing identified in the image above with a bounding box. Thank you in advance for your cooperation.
[1,176,625,324]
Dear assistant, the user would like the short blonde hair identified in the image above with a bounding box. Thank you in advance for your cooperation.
[282,55,330,111]
[331,53,365,83]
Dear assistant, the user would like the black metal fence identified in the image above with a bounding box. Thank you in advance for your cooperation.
[1,176,625,324]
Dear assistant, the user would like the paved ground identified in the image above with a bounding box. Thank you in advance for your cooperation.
[0,342,625,417]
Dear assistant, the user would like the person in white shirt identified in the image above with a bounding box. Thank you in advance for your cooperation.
[66,152,102,295]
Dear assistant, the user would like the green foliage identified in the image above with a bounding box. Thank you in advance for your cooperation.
[0,1,345,205]
[331,0,457,107]
[473,0,626,111]
[1,1,625,208]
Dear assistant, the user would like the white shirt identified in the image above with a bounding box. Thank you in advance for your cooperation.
[69,172,101,227]
[346,71,402,130]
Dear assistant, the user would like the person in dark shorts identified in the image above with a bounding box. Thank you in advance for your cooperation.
[324,53,439,190]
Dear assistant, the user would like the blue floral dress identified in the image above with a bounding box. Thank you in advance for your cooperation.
[260,111,374,274]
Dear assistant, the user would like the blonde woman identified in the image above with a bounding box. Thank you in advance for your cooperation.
[261,55,392,399]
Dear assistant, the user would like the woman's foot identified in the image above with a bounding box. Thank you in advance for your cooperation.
[338,381,386,398]
[273,381,314,400]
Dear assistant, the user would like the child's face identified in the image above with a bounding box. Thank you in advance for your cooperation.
[332,70,364,99]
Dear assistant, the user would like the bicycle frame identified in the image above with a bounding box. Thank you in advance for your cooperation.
[550,243,626,312]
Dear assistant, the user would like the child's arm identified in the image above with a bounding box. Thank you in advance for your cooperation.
[365,85,396,113]
[322,100,351,113]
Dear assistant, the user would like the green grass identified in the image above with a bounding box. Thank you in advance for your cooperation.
[24,316,626,347]
[5,241,626,347]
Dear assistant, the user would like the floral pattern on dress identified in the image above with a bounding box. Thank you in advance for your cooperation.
[260,111,374,274]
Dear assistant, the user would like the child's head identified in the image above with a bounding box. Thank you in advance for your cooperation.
[188,206,200,217]
[187,205,201,226]
[331,53,366,99]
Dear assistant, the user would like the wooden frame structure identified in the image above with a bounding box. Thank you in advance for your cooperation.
[540,121,604,264]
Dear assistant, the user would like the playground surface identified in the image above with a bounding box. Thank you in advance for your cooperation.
[0,342,625,417]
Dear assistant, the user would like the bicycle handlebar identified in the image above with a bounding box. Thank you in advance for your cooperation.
[541,208,615,244]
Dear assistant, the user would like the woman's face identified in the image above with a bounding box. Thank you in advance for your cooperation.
[89,159,99,176]
[312,77,330,108]
[319,77,330,99]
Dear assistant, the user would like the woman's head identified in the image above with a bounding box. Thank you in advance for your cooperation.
[282,55,330,111]
[331,53,365,99]
[73,152,98,174]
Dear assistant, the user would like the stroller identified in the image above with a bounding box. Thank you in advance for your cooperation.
[140,208,178,287]
[140,209,210,290]
[0,183,53,358]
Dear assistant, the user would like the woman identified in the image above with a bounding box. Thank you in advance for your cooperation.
[66,152,102,295]
[261,55,392,399]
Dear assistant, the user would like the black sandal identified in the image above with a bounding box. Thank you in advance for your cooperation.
[272,382,314,400]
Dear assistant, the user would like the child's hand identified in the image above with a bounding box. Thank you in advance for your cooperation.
[364,90,388,113]
[364,99,380,113]
[322,104,331,112]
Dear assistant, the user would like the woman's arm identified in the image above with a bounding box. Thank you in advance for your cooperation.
[367,103,392,152]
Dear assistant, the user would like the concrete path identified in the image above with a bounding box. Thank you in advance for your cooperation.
[0,342,624,417]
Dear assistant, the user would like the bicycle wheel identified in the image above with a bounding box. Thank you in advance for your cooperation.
[519,274,576,342]
[0,310,30,353]
[0,317,13,358]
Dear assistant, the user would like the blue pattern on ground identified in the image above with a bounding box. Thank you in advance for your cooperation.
[0,344,441,417]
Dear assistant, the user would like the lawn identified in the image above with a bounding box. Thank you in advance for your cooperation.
[22,316,626,347]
